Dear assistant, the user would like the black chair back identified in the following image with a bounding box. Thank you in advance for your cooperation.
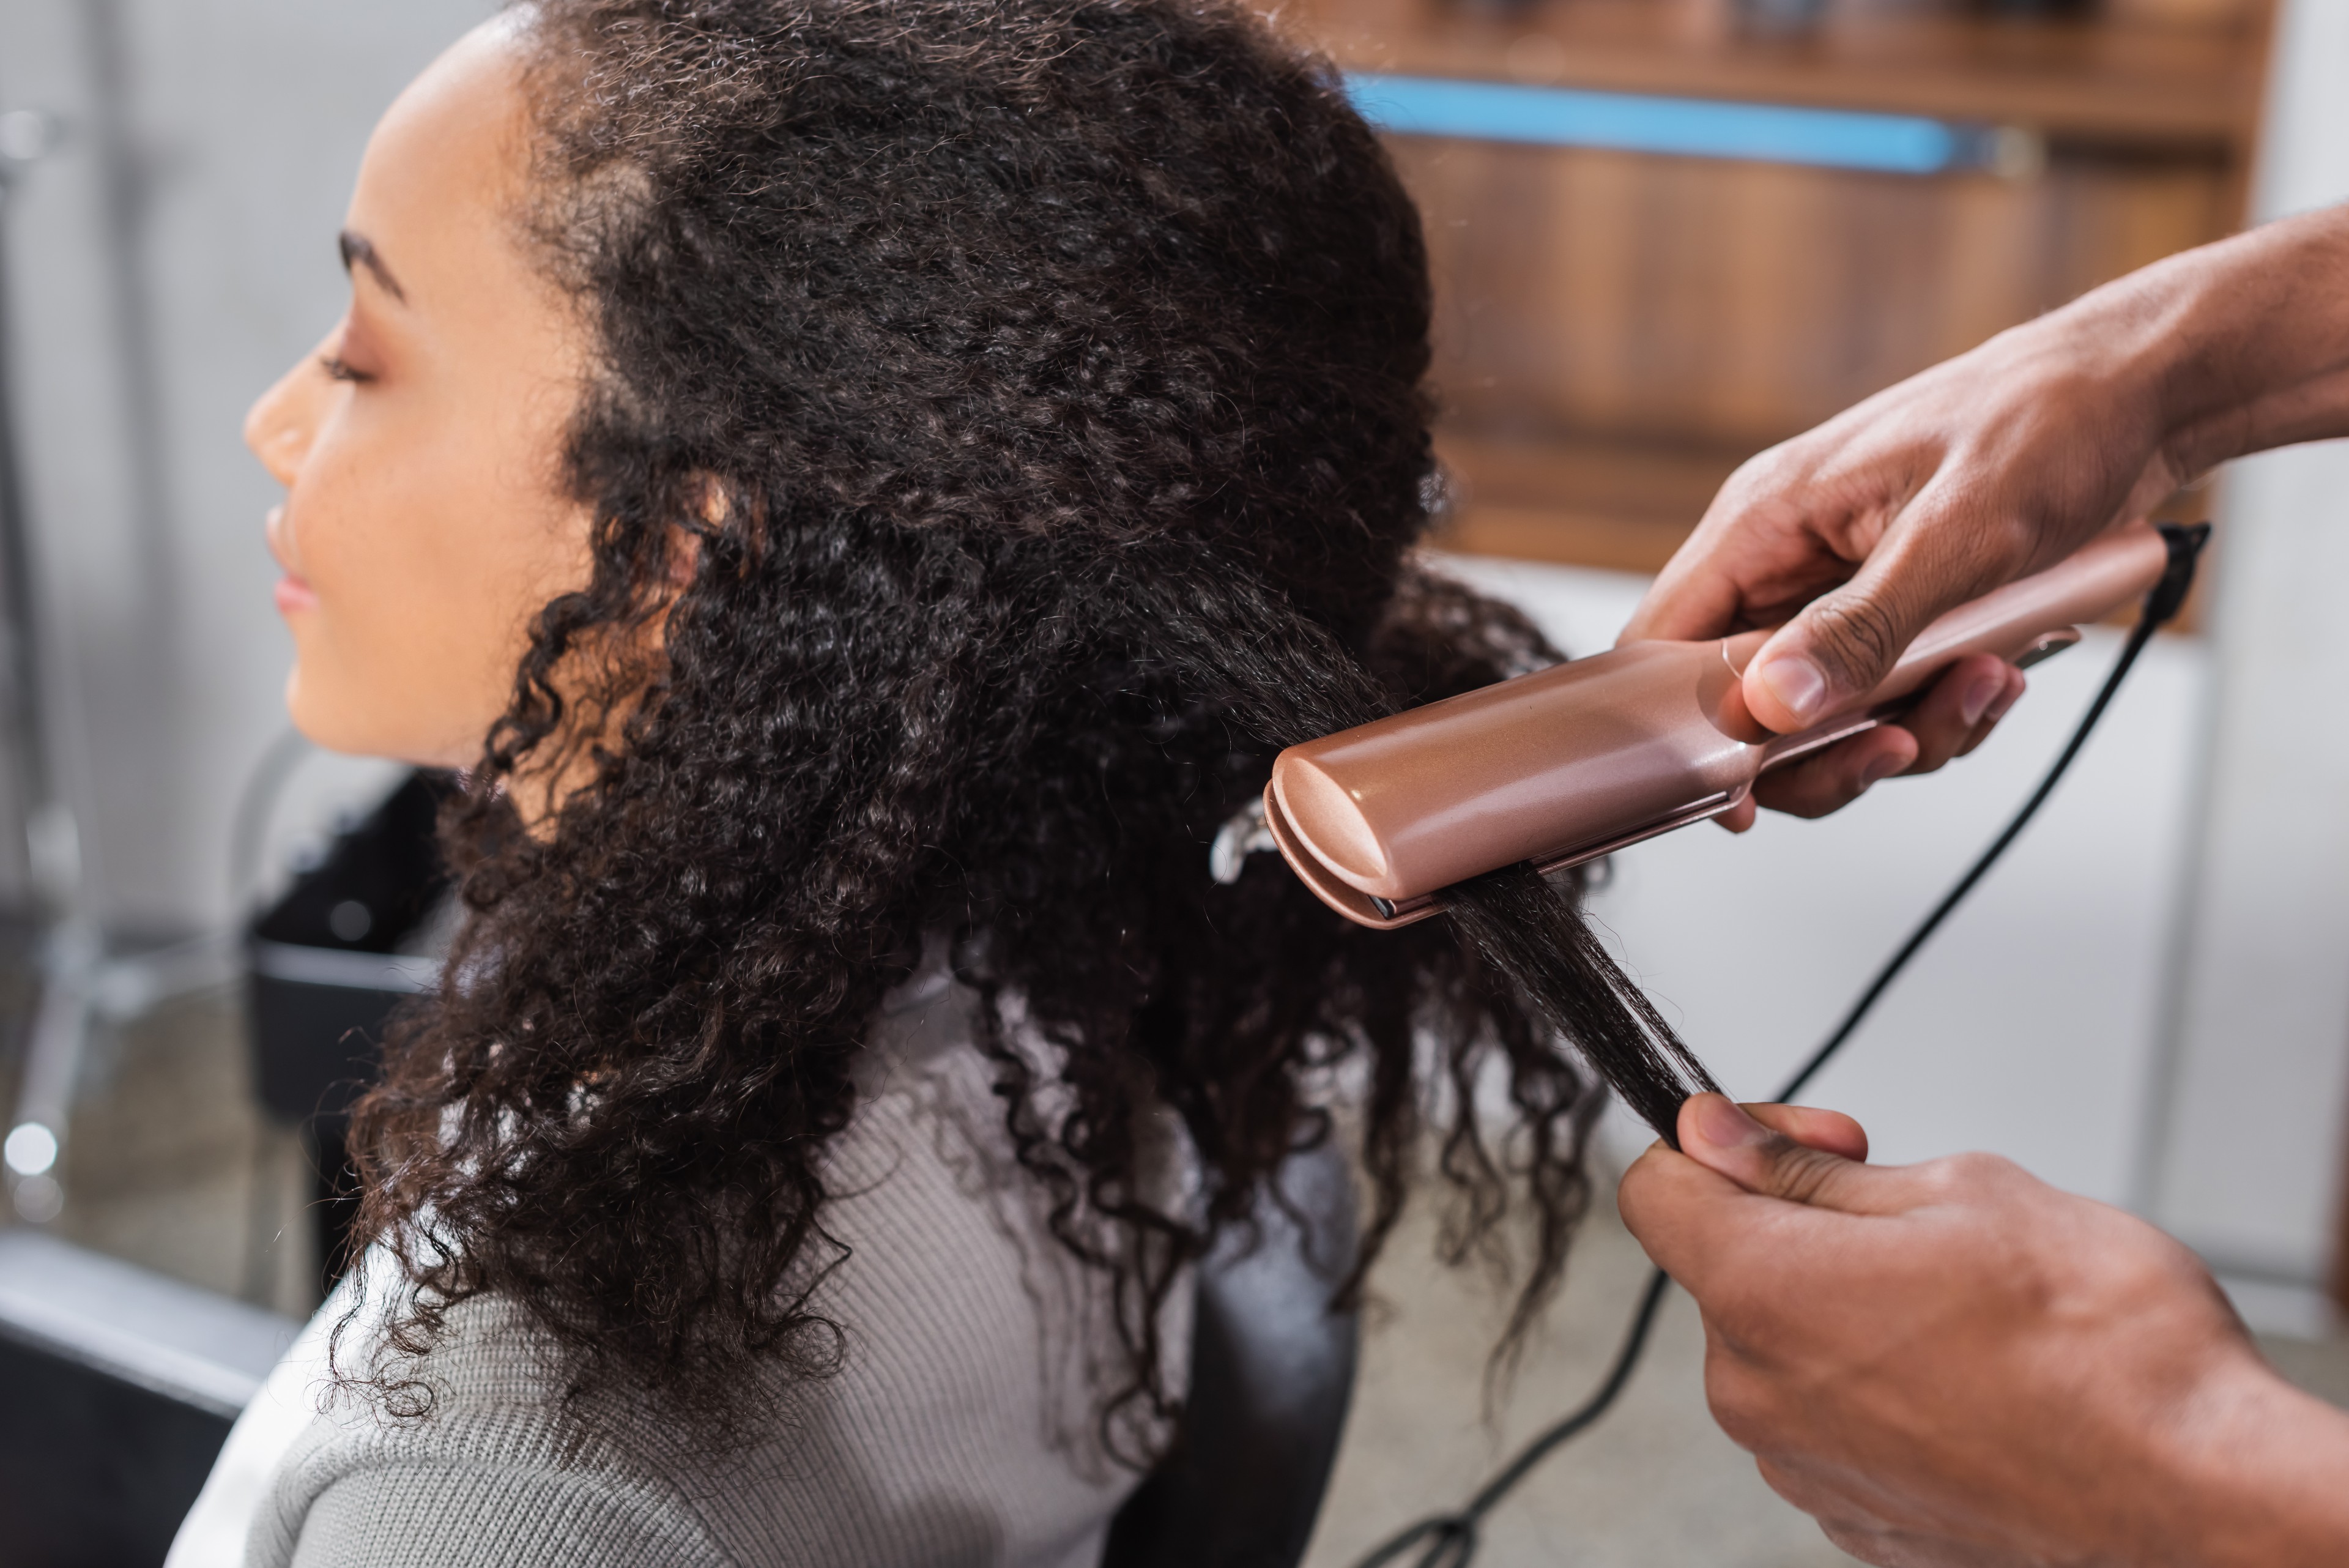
[1100,1140,1359,1568]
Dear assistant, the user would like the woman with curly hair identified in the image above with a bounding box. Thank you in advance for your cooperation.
[179,1,1712,1562]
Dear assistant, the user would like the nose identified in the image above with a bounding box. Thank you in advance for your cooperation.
[244,329,340,486]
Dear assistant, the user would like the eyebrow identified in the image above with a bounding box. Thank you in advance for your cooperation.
[338,230,408,303]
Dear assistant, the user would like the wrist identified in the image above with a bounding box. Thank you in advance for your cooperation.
[2009,204,2349,472]
[2145,1349,2349,1567]
[2131,205,2349,459]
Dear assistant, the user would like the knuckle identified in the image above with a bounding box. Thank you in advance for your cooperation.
[1804,595,1904,686]
[1753,753,1858,819]
[1768,1144,1854,1207]
[1910,1150,2021,1206]
[1704,1361,1772,1451]
[1940,1150,2021,1187]
[1818,1521,1901,1566]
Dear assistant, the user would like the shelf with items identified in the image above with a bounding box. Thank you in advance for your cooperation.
[1286,0,2274,579]
[1293,0,2271,147]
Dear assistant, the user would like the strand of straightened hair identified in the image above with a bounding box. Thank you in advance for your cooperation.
[1353,522,2209,1568]
[1444,869,1720,1140]
[1120,552,1722,1144]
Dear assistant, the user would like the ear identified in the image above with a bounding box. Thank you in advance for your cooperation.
[667,474,724,590]
[667,521,703,591]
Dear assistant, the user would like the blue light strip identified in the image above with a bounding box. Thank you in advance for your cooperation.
[1343,72,1968,175]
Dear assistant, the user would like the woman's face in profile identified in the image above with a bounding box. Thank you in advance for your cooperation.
[244,20,592,768]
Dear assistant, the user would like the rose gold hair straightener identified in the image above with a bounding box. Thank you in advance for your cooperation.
[1263,521,2175,930]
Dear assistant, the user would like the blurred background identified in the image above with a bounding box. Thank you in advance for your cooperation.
[0,0,2344,1564]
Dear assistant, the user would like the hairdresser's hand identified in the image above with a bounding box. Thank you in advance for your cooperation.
[1619,1096,2349,1567]
[1622,204,2349,829]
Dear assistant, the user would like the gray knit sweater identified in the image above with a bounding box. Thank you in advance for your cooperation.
[180,963,1191,1568]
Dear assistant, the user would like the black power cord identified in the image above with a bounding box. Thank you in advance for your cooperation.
[1354,522,2211,1568]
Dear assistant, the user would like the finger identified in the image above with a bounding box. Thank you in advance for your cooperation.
[1889,655,2016,777]
[1616,1139,1775,1284]
[1622,542,1756,645]
[1817,1520,1959,1568]
[1754,1454,1883,1531]
[1744,656,2011,817]
[1713,795,1759,834]
[1623,451,1864,645]
[1742,1102,1868,1162]
[1750,727,1917,818]
[1618,1133,1890,1301]
[1617,1106,1888,1282]
[1952,666,2027,760]
[1620,472,1791,645]
[1675,1093,1899,1214]
[1743,506,2028,732]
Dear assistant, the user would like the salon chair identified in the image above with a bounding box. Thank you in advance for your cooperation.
[0,1229,299,1568]
[246,773,1361,1565]
[245,770,450,1283]
[1100,1139,1360,1568]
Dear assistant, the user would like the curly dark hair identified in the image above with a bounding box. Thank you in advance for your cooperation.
[344,0,1711,1447]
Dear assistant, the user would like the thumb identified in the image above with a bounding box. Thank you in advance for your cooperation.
[1740,511,2005,731]
[1678,1093,1887,1213]
[1744,572,1932,732]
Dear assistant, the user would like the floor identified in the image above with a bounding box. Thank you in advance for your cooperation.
[1302,1144,1868,1568]
[2,983,319,1321]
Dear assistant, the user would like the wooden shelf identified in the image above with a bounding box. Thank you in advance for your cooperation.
[1298,0,2271,585]
[1288,0,2268,148]
[1431,429,1738,571]
[1432,425,2214,630]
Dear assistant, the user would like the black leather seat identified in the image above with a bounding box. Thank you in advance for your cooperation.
[0,1231,299,1568]
[1100,1140,1360,1568]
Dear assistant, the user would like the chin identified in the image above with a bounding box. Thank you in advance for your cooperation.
[283,664,466,767]
[284,670,379,759]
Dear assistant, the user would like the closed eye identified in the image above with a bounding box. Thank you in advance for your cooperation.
[319,354,374,384]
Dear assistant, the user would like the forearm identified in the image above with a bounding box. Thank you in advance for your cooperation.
[2158,1359,2349,1568]
[2049,202,2349,474]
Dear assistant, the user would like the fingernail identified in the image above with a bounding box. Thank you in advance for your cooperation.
[1756,655,1828,724]
[1960,673,2002,729]
[1858,752,1902,789]
[1985,674,2023,724]
[1691,1093,1772,1151]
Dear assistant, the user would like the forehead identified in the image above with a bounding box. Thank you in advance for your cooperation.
[346,18,540,308]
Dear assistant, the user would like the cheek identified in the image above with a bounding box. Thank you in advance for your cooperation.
[280,401,590,766]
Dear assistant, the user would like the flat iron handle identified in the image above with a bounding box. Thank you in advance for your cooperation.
[1723,521,2173,765]
[1802,522,2167,707]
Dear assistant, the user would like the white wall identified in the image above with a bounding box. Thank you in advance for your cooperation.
[0,0,488,931]
[2139,0,2349,1287]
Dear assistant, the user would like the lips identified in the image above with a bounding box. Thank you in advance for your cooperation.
[273,575,317,615]
[265,504,317,614]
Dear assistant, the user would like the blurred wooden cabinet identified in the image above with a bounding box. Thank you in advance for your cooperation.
[1285,0,2277,570]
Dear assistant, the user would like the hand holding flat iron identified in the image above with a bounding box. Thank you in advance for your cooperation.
[1621,1098,2349,1568]
[1622,202,2349,830]
[1615,203,2349,1565]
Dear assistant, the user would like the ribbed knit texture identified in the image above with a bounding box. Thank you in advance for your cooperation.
[246,964,1191,1568]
